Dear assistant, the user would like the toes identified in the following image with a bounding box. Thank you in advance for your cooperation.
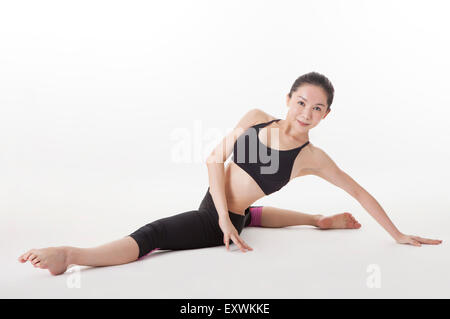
[349,218,361,229]
[347,214,361,229]
[20,250,33,262]
[27,250,37,260]
[29,254,39,263]
[343,213,352,224]
[31,257,40,265]
[345,213,355,221]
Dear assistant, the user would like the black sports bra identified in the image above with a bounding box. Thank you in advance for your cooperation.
[232,119,309,195]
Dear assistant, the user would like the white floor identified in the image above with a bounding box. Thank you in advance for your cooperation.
[2,182,449,299]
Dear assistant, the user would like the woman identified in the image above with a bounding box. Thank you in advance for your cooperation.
[18,72,442,276]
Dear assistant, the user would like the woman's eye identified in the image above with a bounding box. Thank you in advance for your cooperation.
[298,101,321,111]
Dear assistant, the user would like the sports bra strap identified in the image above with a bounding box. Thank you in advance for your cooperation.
[254,118,280,129]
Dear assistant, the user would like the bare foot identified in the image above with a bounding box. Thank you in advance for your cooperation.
[18,247,70,276]
[317,212,361,230]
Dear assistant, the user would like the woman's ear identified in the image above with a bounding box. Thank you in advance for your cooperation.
[323,108,331,119]
[286,93,291,107]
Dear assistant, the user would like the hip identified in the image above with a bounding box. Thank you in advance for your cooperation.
[199,187,251,234]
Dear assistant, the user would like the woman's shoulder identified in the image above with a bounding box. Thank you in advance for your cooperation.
[300,143,336,173]
[249,108,277,126]
[235,108,275,130]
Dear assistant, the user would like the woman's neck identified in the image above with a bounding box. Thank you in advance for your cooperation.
[278,119,309,143]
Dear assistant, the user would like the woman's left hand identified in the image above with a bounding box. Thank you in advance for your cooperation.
[395,233,443,246]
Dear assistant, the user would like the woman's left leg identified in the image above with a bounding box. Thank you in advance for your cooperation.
[246,206,361,229]
[247,206,322,228]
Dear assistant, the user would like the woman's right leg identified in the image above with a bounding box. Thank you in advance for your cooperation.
[18,236,140,276]
[19,207,224,275]
[67,236,140,266]
[19,188,234,275]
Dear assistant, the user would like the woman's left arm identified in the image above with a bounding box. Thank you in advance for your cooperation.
[308,147,442,247]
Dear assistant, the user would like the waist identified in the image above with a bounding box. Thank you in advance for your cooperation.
[203,187,246,216]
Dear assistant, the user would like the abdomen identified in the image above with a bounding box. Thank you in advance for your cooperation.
[224,161,265,214]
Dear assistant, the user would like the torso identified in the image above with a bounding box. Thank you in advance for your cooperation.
[224,112,317,215]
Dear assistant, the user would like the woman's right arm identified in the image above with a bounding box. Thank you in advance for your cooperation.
[205,108,263,252]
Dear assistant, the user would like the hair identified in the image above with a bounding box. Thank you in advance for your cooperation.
[288,71,334,111]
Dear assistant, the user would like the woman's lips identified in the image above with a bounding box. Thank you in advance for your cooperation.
[297,120,310,126]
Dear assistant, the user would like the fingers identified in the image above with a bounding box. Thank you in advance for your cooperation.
[230,234,252,253]
[412,236,443,245]
[224,236,230,251]
[410,239,421,247]
[239,237,253,251]
[230,235,245,252]
[224,233,253,252]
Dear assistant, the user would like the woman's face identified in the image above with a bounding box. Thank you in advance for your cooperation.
[286,84,330,131]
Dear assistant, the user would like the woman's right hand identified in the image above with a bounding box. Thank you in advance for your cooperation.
[218,217,253,253]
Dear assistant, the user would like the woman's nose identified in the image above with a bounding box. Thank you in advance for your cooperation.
[302,108,312,120]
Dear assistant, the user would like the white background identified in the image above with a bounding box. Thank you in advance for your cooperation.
[1,0,449,298]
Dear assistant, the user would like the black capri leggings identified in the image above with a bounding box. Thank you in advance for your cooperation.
[128,187,263,259]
